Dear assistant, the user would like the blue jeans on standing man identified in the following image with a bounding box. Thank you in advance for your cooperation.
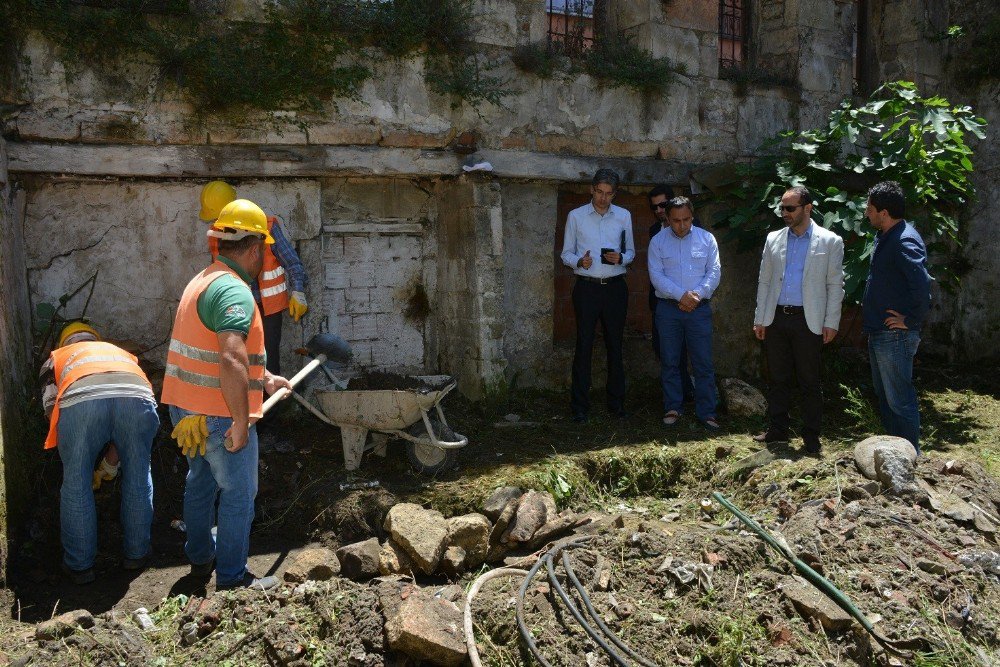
[655,299,717,421]
[868,329,921,451]
[169,405,259,587]
[58,397,158,572]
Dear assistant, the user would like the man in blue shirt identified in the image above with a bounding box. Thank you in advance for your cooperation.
[862,181,931,451]
[647,196,722,430]
[560,169,636,422]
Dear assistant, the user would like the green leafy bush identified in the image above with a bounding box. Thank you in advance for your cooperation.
[712,81,986,303]
[584,34,674,95]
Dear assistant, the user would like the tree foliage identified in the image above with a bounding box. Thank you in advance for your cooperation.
[712,81,987,303]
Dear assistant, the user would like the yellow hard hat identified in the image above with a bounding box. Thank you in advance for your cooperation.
[210,199,274,244]
[199,181,237,221]
[58,321,99,348]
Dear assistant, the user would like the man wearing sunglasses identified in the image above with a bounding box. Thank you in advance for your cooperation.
[752,186,845,454]
[560,169,636,423]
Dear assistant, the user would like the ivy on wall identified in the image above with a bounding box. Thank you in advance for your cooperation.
[0,0,507,113]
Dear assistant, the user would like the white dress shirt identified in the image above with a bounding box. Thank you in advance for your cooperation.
[560,203,635,278]
[648,225,721,300]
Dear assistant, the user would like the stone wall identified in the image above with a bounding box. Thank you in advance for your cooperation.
[0,137,37,583]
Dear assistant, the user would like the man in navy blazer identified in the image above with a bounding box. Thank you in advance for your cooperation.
[862,181,931,452]
[753,185,844,454]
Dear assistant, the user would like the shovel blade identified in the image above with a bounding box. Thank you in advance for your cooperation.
[305,333,353,364]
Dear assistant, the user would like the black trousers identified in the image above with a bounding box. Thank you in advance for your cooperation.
[571,279,627,415]
[262,309,283,376]
[764,309,823,437]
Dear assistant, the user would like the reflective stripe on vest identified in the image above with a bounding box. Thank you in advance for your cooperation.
[206,216,290,316]
[44,341,151,449]
[161,260,267,418]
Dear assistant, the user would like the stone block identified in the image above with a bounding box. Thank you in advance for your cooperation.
[445,513,491,569]
[344,235,376,263]
[336,538,381,581]
[351,314,378,340]
[322,234,344,260]
[283,545,340,583]
[482,486,523,522]
[349,261,377,288]
[307,121,382,145]
[384,503,449,575]
[35,609,94,640]
[649,24,702,76]
[322,178,433,222]
[379,538,416,576]
[14,109,80,141]
[663,0,718,31]
[384,589,467,666]
[324,266,350,289]
[782,575,853,630]
[345,287,373,314]
[379,128,456,149]
[440,545,467,578]
[853,435,917,480]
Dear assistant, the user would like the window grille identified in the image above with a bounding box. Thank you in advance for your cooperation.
[719,0,747,73]
[547,0,595,55]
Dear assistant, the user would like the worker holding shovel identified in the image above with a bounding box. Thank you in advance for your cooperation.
[162,199,293,591]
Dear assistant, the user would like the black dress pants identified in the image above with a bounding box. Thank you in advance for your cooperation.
[571,278,627,415]
[764,309,823,437]
[262,309,284,375]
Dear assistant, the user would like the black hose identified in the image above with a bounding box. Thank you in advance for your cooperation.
[516,542,563,667]
[544,548,631,667]
[561,550,658,667]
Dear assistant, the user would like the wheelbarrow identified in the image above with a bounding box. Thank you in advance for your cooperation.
[292,374,468,475]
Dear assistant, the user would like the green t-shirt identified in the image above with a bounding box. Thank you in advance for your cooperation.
[196,257,257,336]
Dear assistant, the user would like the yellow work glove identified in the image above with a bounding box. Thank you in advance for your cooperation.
[289,291,308,322]
[91,458,119,491]
[171,414,208,458]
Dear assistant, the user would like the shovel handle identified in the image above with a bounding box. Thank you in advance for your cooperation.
[225,354,327,451]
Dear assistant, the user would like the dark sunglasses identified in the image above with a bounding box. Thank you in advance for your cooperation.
[651,202,670,210]
[780,204,805,212]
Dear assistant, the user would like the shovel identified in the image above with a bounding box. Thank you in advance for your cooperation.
[224,333,352,450]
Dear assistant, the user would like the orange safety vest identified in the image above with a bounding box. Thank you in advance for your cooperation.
[207,216,290,316]
[161,260,267,418]
[44,342,151,449]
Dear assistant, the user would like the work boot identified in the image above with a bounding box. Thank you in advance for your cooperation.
[803,434,822,456]
[190,559,215,578]
[122,554,149,571]
[217,572,279,592]
[752,430,788,445]
[62,563,96,585]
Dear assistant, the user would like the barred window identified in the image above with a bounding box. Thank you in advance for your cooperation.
[547,0,595,55]
[719,0,748,73]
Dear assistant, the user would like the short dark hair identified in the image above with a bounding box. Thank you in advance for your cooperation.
[647,184,671,205]
[785,185,812,206]
[218,235,265,255]
[867,181,905,219]
[592,168,620,191]
[667,195,694,214]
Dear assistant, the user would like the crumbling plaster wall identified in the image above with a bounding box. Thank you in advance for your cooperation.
[0,137,36,583]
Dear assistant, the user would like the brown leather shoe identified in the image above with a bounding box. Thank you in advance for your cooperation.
[752,430,788,444]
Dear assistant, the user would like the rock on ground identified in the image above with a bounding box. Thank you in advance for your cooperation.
[379,538,416,577]
[482,486,522,522]
[781,576,854,631]
[283,545,340,583]
[385,503,449,575]
[718,377,767,417]
[35,609,94,640]
[445,513,491,569]
[507,490,552,543]
[440,546,467,578]
[487,496,521,562]
[383,586,467,666]
[337,538,381,581]
[854,435,917,480]
[874,448,927,503]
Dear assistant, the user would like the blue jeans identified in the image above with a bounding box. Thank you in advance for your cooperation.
[656,299,717,421]
[58,397,158,571]
[169,406,258,587]
[868,329,921,451]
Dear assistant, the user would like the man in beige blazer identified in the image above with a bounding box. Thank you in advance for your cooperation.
[752,186,844,454]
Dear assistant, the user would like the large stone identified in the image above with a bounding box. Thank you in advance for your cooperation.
[874,448,927,503]
[486,496,521,562]
[384,588,467,666]
[781,576,854,631]
[482,486,522,522]
[718,378,767,417]
[854,436,917,480]
[384,503,449,575]
[507,490,552,543]
[379,539,416,577]
[445,513,491,569]
[336,538,381,581]
[440,546,467,579]
[283,546,340,583]
[35,609,94,640]
[528,513,579,550]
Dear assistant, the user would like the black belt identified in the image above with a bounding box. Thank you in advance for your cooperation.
[778,305,804,315]
[578,274,624,285]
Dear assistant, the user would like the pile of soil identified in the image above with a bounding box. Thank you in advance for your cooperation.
[346,372,448,392]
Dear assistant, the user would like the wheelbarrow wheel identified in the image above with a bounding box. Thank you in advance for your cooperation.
[405,420,458,475]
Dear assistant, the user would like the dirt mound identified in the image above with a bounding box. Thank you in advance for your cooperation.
[346,372,443,391]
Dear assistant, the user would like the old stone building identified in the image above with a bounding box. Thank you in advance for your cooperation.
[0,0,996,575]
